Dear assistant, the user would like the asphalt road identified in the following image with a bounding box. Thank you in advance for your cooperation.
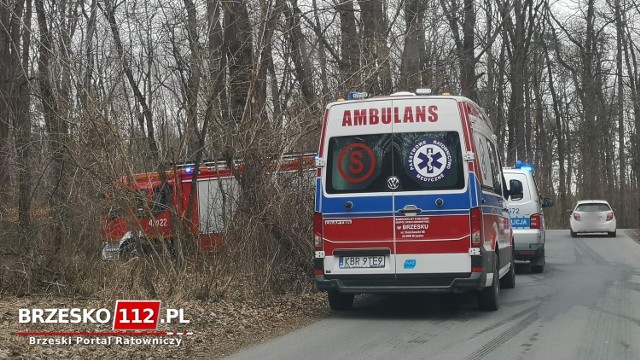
[227,229,640,360]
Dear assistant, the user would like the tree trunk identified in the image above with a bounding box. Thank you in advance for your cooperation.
[285,0,315,106]
[312,0,329,99]
[614,0,625,221]
[400,0,427,91]
[224,0,253,125]
[0,0,27,212]
[183,0,202,158]
[544,41,567,212]
[337,0,360,93]
[441,0,477,100]
[358,0,392,94]
[36,0,68,253]
[579,0,599,198]
[17,0,32,236]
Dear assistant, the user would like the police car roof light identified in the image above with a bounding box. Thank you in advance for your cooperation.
[514,160,534,173]
[347,91,368,100]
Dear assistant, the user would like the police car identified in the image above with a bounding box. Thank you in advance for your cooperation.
[504,162,554,273]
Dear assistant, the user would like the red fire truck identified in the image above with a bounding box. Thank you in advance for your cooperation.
[101,153,315,260]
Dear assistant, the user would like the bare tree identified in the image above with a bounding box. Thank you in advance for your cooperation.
[358,0,392,94]
[36,0,69,252]
[223,0,253,125]
[0,0,27,214]
[285,0,316,106]
[441,0,478,100]
[614,0,626,217]
[400,0,428,91]
[336,0,360,93]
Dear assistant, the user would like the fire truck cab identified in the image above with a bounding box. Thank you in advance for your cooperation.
[313,90,521,311]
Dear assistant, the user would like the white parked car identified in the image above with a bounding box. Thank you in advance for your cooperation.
[569,200,616,237]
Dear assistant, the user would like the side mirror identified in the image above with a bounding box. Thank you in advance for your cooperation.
[509,179,523,201]
[542,197,555,208]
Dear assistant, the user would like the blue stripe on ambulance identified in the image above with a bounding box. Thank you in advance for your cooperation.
[394,192,471,212]
[469,172,479,207]
[318,173,481,215]
[315,178,321,212]
[320,195,393,215]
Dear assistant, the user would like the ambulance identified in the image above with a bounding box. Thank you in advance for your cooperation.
[313,90,522,311]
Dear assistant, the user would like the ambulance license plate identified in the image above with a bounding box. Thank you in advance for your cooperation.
[339,256,385,269]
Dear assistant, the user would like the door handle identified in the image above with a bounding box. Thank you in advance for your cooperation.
[398,205,422,214]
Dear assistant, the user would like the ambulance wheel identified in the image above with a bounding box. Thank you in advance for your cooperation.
[570,230,577,238]
[608,230,616,237]
[478,258,500,311]
[327,291,354,311]
[500,248,516,289]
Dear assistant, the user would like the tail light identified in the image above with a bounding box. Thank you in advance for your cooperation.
[470,207,483,246]
[530,213,541,229]
[314,212,323,250]
[573,212,581,221]
[606,211,614,221]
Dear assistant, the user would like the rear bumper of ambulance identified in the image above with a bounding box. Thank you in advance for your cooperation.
[315,272,486,294]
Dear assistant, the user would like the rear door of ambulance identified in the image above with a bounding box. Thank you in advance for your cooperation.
[319,97,471,278]
[391,98,472,276]
[320,98,396,277]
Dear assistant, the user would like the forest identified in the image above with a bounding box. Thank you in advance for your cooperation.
[0,0,638,297]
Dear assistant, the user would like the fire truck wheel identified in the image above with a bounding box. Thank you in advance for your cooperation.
[119,241,143,259]
[327,291,354,311]
[477,256,500,311]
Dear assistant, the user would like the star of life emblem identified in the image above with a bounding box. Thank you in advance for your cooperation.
[408,139,452,183]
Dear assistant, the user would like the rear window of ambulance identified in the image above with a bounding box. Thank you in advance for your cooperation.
[326,132,464,194]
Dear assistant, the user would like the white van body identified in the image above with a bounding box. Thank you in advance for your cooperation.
[503,168,552,273]
[313,92,519,311]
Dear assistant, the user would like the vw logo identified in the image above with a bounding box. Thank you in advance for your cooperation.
[386,176,400,190]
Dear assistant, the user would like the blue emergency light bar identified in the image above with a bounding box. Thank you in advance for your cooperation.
[514,160,534,173]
